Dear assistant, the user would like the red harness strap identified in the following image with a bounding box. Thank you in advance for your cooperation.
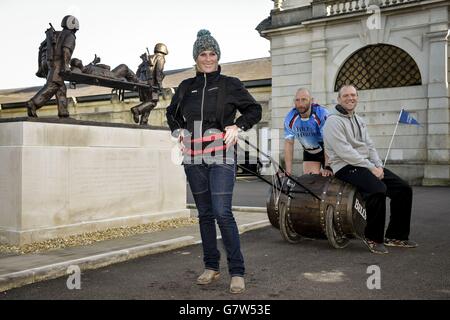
[188,133,225,143]
[182,133,227,156]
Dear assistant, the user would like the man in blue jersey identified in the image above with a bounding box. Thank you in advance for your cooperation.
[283,88,332,176]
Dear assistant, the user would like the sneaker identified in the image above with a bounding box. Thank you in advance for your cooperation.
[196,269,220,285]
[363,238,389,254]
[384,238,418,248]
[230,276,245,294]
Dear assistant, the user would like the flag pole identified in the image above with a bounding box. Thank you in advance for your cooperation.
[384,109,403,167]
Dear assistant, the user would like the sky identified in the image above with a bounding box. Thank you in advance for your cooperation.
[0,0,273,89]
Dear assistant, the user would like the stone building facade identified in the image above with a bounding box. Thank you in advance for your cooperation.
[258,0,449,185]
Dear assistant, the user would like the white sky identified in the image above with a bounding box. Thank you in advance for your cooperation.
[0,0,273,89]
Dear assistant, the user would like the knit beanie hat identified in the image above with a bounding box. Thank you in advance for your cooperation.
[193,29,221,61]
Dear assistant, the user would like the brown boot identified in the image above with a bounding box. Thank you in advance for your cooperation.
[58,110,70,118]
[130,107,140,124]
[139,113,149,125]
[57,102,70,118]
[26,101,38,117]
[196,269,220,285]
[230,276,245,294]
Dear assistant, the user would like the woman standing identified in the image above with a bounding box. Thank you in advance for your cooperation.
[166,29,262,294]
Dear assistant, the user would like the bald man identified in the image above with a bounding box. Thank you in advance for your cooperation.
[283,88,332,176]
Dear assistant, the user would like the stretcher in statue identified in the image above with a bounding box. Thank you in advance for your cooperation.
[61,55,152,92]
[266,174,367,249]
[28,16,161,119]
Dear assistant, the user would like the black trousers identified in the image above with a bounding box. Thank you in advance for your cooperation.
[335,165,413,243]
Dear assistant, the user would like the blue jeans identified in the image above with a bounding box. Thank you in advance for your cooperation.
[184,163,245,277]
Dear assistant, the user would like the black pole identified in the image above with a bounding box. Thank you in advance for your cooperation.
[239,137,322,201]
[236,164,293,198]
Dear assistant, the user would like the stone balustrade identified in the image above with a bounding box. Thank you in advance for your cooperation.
[324,0,419,16]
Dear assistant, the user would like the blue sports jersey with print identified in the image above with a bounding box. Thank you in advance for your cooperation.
[284,104,330,154]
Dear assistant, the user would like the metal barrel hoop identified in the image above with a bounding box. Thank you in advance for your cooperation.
[319,177,332,235]
[333,178,346,238]
[278,195,302,243]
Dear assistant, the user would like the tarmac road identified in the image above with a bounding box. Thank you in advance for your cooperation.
[1,182,449,301]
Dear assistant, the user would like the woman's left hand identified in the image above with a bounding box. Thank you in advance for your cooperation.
[224,125,240,147]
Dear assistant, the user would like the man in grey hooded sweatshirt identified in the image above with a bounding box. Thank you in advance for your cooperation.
[323,85,418,254]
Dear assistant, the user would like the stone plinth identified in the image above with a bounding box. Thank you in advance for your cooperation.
[0,118,189,245]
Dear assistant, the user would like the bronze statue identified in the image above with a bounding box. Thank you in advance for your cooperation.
[27,15,79,118]
[131,43,168,125]
[70,55,139,82]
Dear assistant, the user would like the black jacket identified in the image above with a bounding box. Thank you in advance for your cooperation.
[166,67,262,136]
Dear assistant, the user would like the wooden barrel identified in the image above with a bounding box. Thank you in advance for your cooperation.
[266,174,367,248]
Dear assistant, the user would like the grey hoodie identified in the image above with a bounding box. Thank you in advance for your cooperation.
[323,105,382,173]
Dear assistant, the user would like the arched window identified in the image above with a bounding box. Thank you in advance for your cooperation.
[334,44,422,91]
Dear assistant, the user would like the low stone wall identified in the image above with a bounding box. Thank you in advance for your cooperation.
[0,119,189,245]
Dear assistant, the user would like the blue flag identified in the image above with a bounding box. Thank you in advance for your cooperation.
[398,109,420,126]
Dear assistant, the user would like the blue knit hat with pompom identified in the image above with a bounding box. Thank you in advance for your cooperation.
[193,29,221,61]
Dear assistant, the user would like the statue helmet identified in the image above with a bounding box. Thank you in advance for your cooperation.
[154,43,168,55]
[61,15,80,30]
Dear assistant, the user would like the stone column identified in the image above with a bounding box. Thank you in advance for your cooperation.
[282,0,313,10]
[311,0,327,18]
[423,16,450,185]
[310,24,328,105]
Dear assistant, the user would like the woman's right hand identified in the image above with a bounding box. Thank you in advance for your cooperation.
[224,125,240,148]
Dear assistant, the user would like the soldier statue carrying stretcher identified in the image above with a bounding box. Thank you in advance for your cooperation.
[26,17,168,122]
